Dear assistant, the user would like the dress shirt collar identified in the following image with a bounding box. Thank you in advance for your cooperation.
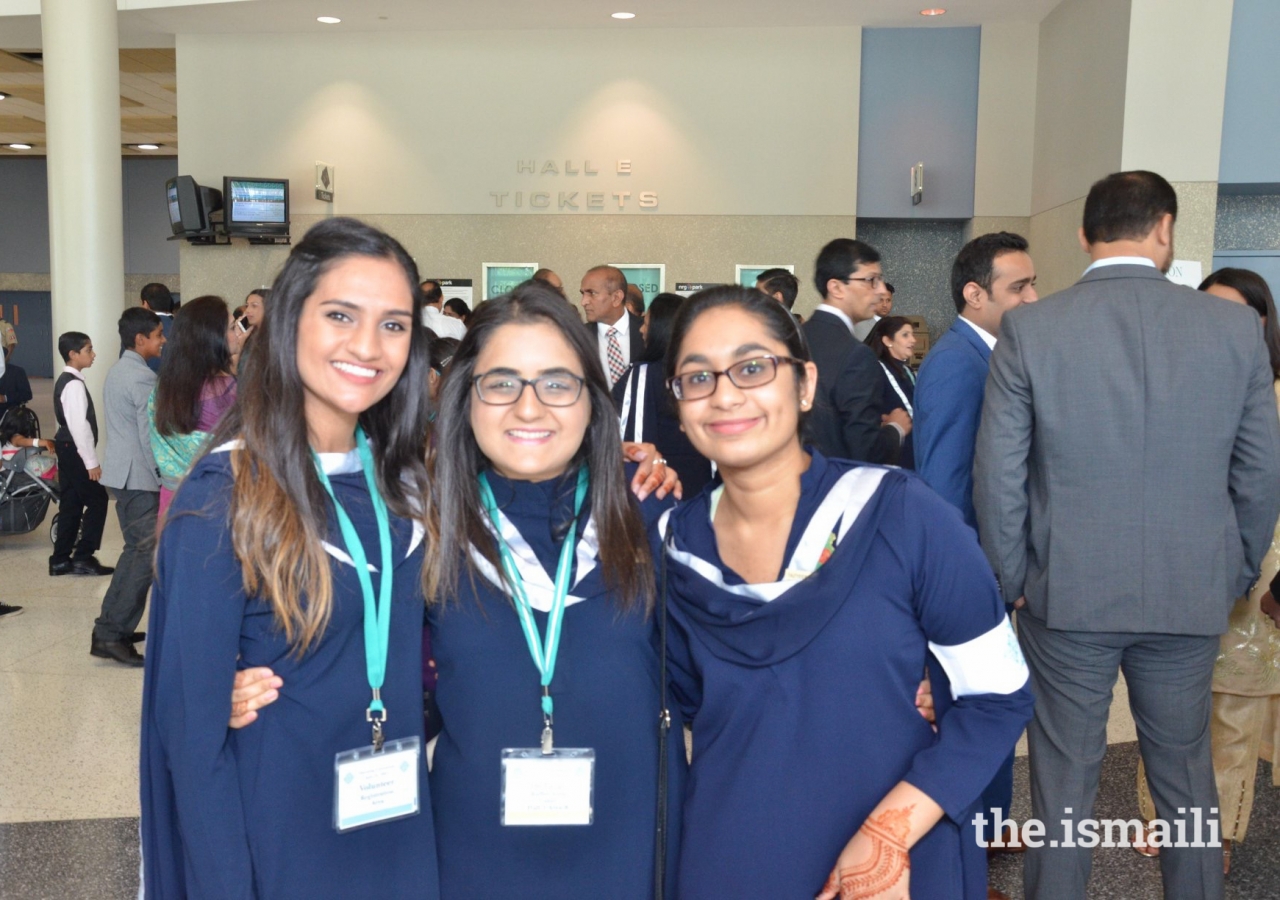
[815,303,855,335]
[61,365,86,381]
[958,315,998,350]
[1083,256,1158,276]
[597,310,630,337]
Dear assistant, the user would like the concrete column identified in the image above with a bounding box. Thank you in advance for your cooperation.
[41,0,126,412]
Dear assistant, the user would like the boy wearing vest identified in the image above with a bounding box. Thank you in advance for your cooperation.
[92,308,165,667]
[50,332,113,577]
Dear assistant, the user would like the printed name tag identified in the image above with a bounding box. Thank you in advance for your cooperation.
[334,737,421,832]
[501,748,595,826]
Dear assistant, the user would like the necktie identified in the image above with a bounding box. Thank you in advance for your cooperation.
[606,327,626,386]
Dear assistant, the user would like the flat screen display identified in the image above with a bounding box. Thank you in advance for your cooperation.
[227,179,287,225]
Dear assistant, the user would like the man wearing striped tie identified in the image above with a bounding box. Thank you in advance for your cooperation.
[579,265,644,388]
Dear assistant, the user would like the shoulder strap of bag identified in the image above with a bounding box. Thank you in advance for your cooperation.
[654,516,672,900]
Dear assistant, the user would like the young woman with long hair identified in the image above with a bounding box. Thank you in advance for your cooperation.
[140,218,440,899]
[422,280,683,898]
[148,294,239,519]
[659,286,1033,899]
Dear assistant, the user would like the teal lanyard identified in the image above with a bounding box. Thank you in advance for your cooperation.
[479,466,589,753]
[312,426,395,750]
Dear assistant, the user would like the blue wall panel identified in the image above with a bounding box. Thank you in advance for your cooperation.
[1219,0,1280,187]
[857,27,980,219]
[0,156,178,275]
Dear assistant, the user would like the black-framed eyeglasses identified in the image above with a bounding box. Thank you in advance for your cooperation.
[667,355,803,401]
[843,274,886,288]
[472,370,586,406]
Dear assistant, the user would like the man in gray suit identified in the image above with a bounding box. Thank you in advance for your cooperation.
[93,307,166,667]
[975,171,1280,900]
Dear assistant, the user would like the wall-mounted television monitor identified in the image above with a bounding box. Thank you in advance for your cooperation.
[223,177,290,238]
[165,175,223,239]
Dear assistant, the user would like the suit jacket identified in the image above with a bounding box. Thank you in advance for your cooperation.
[974,264,1280,635]
[914,318,992,532]
[101,349,161,492]
[802,309,900,464]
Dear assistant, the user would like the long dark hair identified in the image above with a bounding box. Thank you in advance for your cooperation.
[665,285,813,437]
[442,297,471,323]
[1199,268,1280,379]
[640,292,683,363]
[865,315,913,376]
[154,295,232,437]
[424,280,654,612]
[209,217,434,653]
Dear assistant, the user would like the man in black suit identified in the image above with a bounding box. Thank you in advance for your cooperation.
[802,238,909,463]
[580,265,644,387]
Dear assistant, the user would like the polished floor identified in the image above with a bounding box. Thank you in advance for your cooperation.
[2,379,1278,898]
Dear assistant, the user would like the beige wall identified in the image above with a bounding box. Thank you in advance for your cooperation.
[964,216,1032,244]
[1121,0,1234,179]
[176,27,862,218]
[179,214,859,320]
[973,22,1039,218]
[1030,0,1131,216]
[1028,198,1088,297]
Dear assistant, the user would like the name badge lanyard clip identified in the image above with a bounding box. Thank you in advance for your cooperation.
[479,466,588,755]
[314,426,395,751]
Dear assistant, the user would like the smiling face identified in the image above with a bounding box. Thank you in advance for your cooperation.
[470,320,592,483]
[135,323,167,361]
[295,255,415,451]
[883,323,916,362]
[672,305,816,472]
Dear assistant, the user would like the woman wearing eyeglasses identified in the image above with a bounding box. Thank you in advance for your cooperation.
[420,281,685,899]
[658,286,1033,899]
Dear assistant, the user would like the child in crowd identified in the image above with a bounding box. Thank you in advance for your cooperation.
[49,332,113,578]
[93,308,165,667]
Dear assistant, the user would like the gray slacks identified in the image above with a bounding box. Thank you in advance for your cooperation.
[1018,612,1223,900]
[93,488,159,642]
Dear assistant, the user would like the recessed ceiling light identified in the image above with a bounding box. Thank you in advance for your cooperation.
[317,16,342,25]
[612,12,636,19]
[8,143,33,150]
[0,92,8,100]
[920,8,947,15]
[134,143,162,151]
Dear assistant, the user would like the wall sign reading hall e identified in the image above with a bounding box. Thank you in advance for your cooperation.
[489,159,658,212]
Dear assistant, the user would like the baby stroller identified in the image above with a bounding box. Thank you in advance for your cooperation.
[0,405,60,544]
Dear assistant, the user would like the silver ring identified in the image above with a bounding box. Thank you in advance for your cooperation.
[656,458,667,466]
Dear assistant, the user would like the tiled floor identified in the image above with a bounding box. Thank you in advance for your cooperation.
[2,378,1277,898]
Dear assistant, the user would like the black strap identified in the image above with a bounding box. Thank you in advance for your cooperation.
[654,518,672,900]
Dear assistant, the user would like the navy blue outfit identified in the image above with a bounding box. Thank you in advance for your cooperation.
[612,361,715,496]
[914,317,992,531]
[876,358,916,470]
[913,316,1015,839]
[427,466,683,900]
[662,452,1034,899]
[140,449,439,899]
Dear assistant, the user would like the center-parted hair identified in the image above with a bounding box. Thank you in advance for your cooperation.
[208,217,433,655]
[423,279,654,612]
[664,285,813,436]
[1082,170,1178,245]
[154,295,232,437]
[950,231,1030,313]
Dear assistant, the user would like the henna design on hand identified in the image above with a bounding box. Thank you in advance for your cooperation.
[823,805,913,899]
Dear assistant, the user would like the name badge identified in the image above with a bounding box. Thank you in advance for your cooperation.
[501,747,595,826]
[334,737,421,832]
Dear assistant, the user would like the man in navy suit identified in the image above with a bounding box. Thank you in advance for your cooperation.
[914,231,1038,859]
[802,239,910,463]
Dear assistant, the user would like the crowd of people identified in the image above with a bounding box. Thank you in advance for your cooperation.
[0,168,1277,900]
